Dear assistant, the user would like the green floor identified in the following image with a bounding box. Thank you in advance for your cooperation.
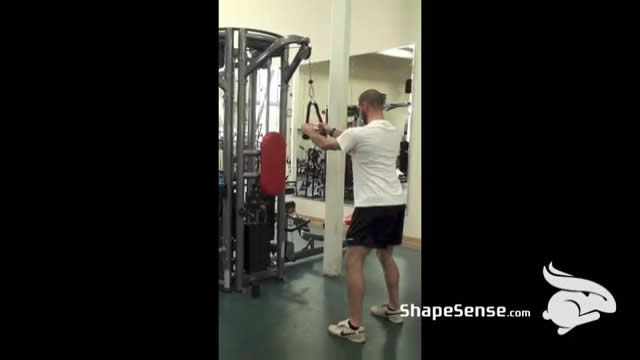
[219,234,422,360]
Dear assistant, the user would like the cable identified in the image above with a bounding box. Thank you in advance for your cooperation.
[307,58,315,100]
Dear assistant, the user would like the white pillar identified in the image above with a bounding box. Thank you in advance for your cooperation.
[323,0,351,276]
[406,1,422,241]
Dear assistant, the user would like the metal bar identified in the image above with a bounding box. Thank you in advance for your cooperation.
[266,65,271,133]
[293,247,323,261]
[384,102,411,112]
[282,45,311,84]
[249,69,257,148]
[235,29,248,292]
[244,172,259,178]
[245,74,251,149]
[276,47,289,280]
[243,150,260,156]
[248,67,258,189]
[246,71,253,191]
[220,27,283,40]
[312,165,316,199]
[245,36,309,76]
[288,239,350,262]
[255,67,271,134]
[222,28,234,292]
[218,73,226,91]
[301,231,324,242]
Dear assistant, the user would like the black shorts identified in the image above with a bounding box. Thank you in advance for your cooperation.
[346,205,406,249]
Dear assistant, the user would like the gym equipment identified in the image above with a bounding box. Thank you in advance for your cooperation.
[398,138,409,180]
[296,146,326,200]
[218,28,348,298]
[218,27,311,296]
[284,201,352,262]
[302,99,325,140]
[298,104,361,201]
[301,64,326,140]
[385,102,411,112]
[260,133,286,196]
[405,79,412,94]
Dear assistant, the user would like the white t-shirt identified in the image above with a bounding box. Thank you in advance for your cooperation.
[336,120,406,207]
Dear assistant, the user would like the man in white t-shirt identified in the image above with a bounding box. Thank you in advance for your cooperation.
[301,89,406,344]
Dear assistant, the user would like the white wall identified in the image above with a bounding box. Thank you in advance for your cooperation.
[220,0,416,61]
[220,0,423,241]
[405,0,422,241]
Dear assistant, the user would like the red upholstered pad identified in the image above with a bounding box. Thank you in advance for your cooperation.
[260,132,286,196]
[344,214,352,225]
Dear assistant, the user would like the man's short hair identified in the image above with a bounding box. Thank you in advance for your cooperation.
[358,89,385,110]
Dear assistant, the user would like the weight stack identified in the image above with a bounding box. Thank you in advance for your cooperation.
[244,223,272,273]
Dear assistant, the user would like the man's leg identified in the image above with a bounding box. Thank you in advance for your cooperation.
[377,247,400,310]
[346,245,370,327]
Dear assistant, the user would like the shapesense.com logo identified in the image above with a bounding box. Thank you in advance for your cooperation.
[401,304,531,321]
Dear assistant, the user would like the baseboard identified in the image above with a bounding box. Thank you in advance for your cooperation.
[299,213,421,250]
[402,236,421,249]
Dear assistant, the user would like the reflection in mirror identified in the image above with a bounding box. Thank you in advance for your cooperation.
[290,45,414,209]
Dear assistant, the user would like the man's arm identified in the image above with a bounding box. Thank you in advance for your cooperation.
[319,123,343,138]
[302,124,341,151]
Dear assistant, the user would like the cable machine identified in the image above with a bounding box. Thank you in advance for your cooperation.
[218,28,311,296]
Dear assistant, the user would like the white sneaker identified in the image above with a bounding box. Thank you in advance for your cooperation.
[370,304,404,324]
[328,319,366,343]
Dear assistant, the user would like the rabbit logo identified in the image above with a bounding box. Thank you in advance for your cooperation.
[542,262,616,335]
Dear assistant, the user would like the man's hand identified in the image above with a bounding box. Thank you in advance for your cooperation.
[319,123,331,136]
[301,123,315,136]
[301,122,341,151]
